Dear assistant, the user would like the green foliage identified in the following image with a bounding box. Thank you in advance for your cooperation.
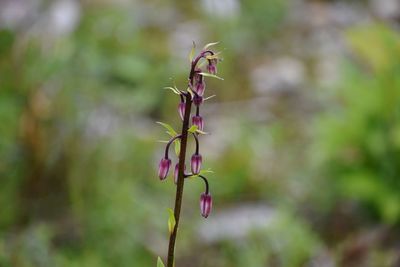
[167,208,176,235]
[1,0,397,266]
[157,122,179,137]
[203,209,321,267]
[187,125,198,133]
[313,24,400,224]
[157,257,165,267]
[174,139,181,156]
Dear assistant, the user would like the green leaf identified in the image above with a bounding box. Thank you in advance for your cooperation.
[189,41,196,62]
[157,257,165,267]
[156,122,178,137]
[199,72,224,80]
[203,41,219,50]
[163,86,181,95]
[174,139,180,156]
[203,95,216,101]
[200,168,214,174]
[188,125,198,133]
[167,208,176,235]
[196,129,209,135]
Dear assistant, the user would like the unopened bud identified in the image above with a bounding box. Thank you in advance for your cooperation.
[191,153,202,175]
[158,158,171,180]
[192,115,204,131]
[200,192,212,218]
[195,80,205,96]
[193,94,203,106]
[207,63,217,75]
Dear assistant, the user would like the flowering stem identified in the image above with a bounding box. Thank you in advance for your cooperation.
[166,48,216,267]
[167,83,194,267]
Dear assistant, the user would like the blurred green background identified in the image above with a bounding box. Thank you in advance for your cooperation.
[1,0,400,266]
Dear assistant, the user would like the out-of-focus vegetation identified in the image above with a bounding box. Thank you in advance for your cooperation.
[0,0,399,266]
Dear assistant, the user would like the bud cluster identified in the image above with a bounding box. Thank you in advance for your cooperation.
[157,42,223,267]
[157,44,221,219]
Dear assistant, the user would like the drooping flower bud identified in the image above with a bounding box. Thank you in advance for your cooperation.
[158,158,171,180]
[200,192,212,218]
[178,102,185,120]
[195,79,205,96]
[174,163,186,184]
[193,94,203,106]
[192,115,204,131]
[207,59,217,75]
[191,153,202,175]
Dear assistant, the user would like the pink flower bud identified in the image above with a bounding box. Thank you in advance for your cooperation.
[191,153,202,175]
[192,115,204,131]
[200,192,212,218]
[207,63,217,75]
[174,163,186,184]
[158,158,171,180]
[178,102,185,120]
[193,95,203,106]
[195,80,205,96]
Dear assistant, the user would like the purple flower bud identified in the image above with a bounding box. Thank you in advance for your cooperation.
[200,192,212,218]
[178,102,185,120]
[193,94,203,106]
[191,153,202,175]
[174,163,186,184]
[195,80,205,96]
[207,63,217,75]
[192,115,204,131]
[207,59,218,75]
[158,158,171,180]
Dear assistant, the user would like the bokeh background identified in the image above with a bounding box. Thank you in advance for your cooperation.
[1,0,400,266]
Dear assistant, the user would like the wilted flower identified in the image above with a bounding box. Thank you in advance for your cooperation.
[158,158,171,180]
[192,115,204,131]
[191,153,202,175]
[200,192,212,218]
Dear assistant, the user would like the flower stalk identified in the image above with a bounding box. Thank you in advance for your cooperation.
[156,42,222,267]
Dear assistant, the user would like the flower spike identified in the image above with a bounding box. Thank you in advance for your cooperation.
[157,42,223,266]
